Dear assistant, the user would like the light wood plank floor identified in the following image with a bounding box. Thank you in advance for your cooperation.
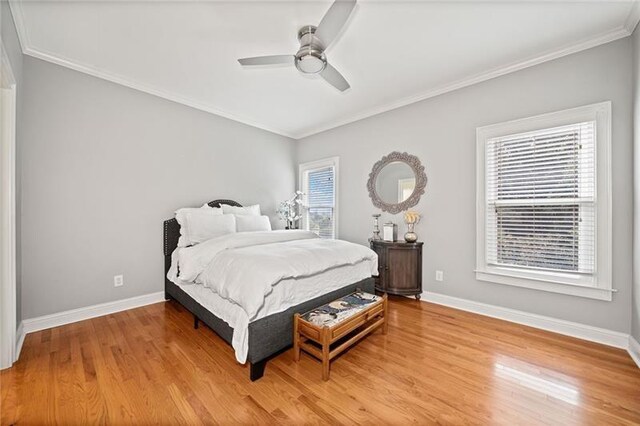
[2,297,639,425]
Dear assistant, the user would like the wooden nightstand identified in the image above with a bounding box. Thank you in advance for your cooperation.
[370,240,423,300]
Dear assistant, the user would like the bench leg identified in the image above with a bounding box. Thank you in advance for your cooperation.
[293,313,300,362]
[250,360,267,381]
[322,326,330,381]
[383,294,389,335]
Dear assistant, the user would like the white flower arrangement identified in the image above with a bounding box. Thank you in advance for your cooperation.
[277,191,304,229]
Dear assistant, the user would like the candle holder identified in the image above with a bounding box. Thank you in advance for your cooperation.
[371,214,382,241]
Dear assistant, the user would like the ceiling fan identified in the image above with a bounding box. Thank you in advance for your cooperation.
[238,0,356,92]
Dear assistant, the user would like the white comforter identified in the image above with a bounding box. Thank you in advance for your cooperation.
[177,230,378,320]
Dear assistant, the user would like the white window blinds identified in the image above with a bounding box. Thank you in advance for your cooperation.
[486,122,596,274]
[305,165,335,239]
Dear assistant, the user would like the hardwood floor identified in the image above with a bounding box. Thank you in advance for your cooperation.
[2,297,639,425]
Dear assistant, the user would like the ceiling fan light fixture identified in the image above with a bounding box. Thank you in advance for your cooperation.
[295,49,326,74]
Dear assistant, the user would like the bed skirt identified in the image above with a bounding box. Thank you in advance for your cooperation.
[165,276,375,372]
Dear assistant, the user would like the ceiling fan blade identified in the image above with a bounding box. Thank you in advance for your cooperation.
[315,0,356,49]
[238,55,293,66]
[320,63,350,91]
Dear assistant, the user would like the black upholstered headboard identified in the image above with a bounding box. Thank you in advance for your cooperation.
[163,199,243,258]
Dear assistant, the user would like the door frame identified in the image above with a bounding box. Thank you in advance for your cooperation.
[0,40,17,369]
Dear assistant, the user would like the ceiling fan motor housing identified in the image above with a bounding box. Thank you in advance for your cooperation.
[295,25,327,74]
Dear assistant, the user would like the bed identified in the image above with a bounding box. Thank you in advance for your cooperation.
[163,199,377,381]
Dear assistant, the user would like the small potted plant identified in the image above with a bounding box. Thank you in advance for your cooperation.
[403,210,421,242]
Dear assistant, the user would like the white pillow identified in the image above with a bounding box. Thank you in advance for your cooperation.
[175,208,233,247]
[221,204,261,216]
[235,215,272,232]
[176,207,223,222]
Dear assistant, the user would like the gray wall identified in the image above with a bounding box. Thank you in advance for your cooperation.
[1,0,23,324]
[633,27,640,342]
[8,10,637,336]
[297,38,633,333]
[20,56,295,319]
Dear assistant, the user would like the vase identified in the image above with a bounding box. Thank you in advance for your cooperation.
[404,223,417,243]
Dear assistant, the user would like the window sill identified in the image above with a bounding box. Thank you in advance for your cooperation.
[475,268,613,301]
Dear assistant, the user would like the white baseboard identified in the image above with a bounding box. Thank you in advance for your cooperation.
[15,320,24,361]
[15,289,639,371]
[22,291,166,334]
[421,291,629,349]
[629,336,640,369]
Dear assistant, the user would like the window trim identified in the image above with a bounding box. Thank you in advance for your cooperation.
[299,157,339,239]
[476,102,612,301]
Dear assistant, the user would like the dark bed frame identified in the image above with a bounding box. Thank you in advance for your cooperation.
[163,199,375,381]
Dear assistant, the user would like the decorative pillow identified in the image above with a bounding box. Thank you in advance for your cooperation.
[235,215,272,232]
[221,204,261,216]
[175,208,233,247]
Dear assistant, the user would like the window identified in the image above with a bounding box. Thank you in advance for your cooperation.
[299,157,338,239]
[476,102,612,301]
[398,178,416,203]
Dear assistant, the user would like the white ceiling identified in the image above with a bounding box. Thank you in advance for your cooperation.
[10,0,640,139]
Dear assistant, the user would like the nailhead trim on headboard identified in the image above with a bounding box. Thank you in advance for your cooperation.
[163,199,243,256]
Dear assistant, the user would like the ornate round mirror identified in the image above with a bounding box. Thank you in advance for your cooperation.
[367,151,427,214]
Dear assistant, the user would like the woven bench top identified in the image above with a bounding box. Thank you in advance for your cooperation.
[299,291,381,327]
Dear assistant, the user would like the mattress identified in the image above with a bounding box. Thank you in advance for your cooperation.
[170,259,374,363]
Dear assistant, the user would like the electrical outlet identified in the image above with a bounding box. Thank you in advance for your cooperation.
[435,270,444,282]
[114,275,124,287]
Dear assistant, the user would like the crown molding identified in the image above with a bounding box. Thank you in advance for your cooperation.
[23,46,297,138]
[8,0,640,140]
[8,1,296,138]
[7,1,28,54]
[292,22,635,139]
[624,0,640,33]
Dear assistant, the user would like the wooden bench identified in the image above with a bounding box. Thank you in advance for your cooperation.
[293,291,388,380]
